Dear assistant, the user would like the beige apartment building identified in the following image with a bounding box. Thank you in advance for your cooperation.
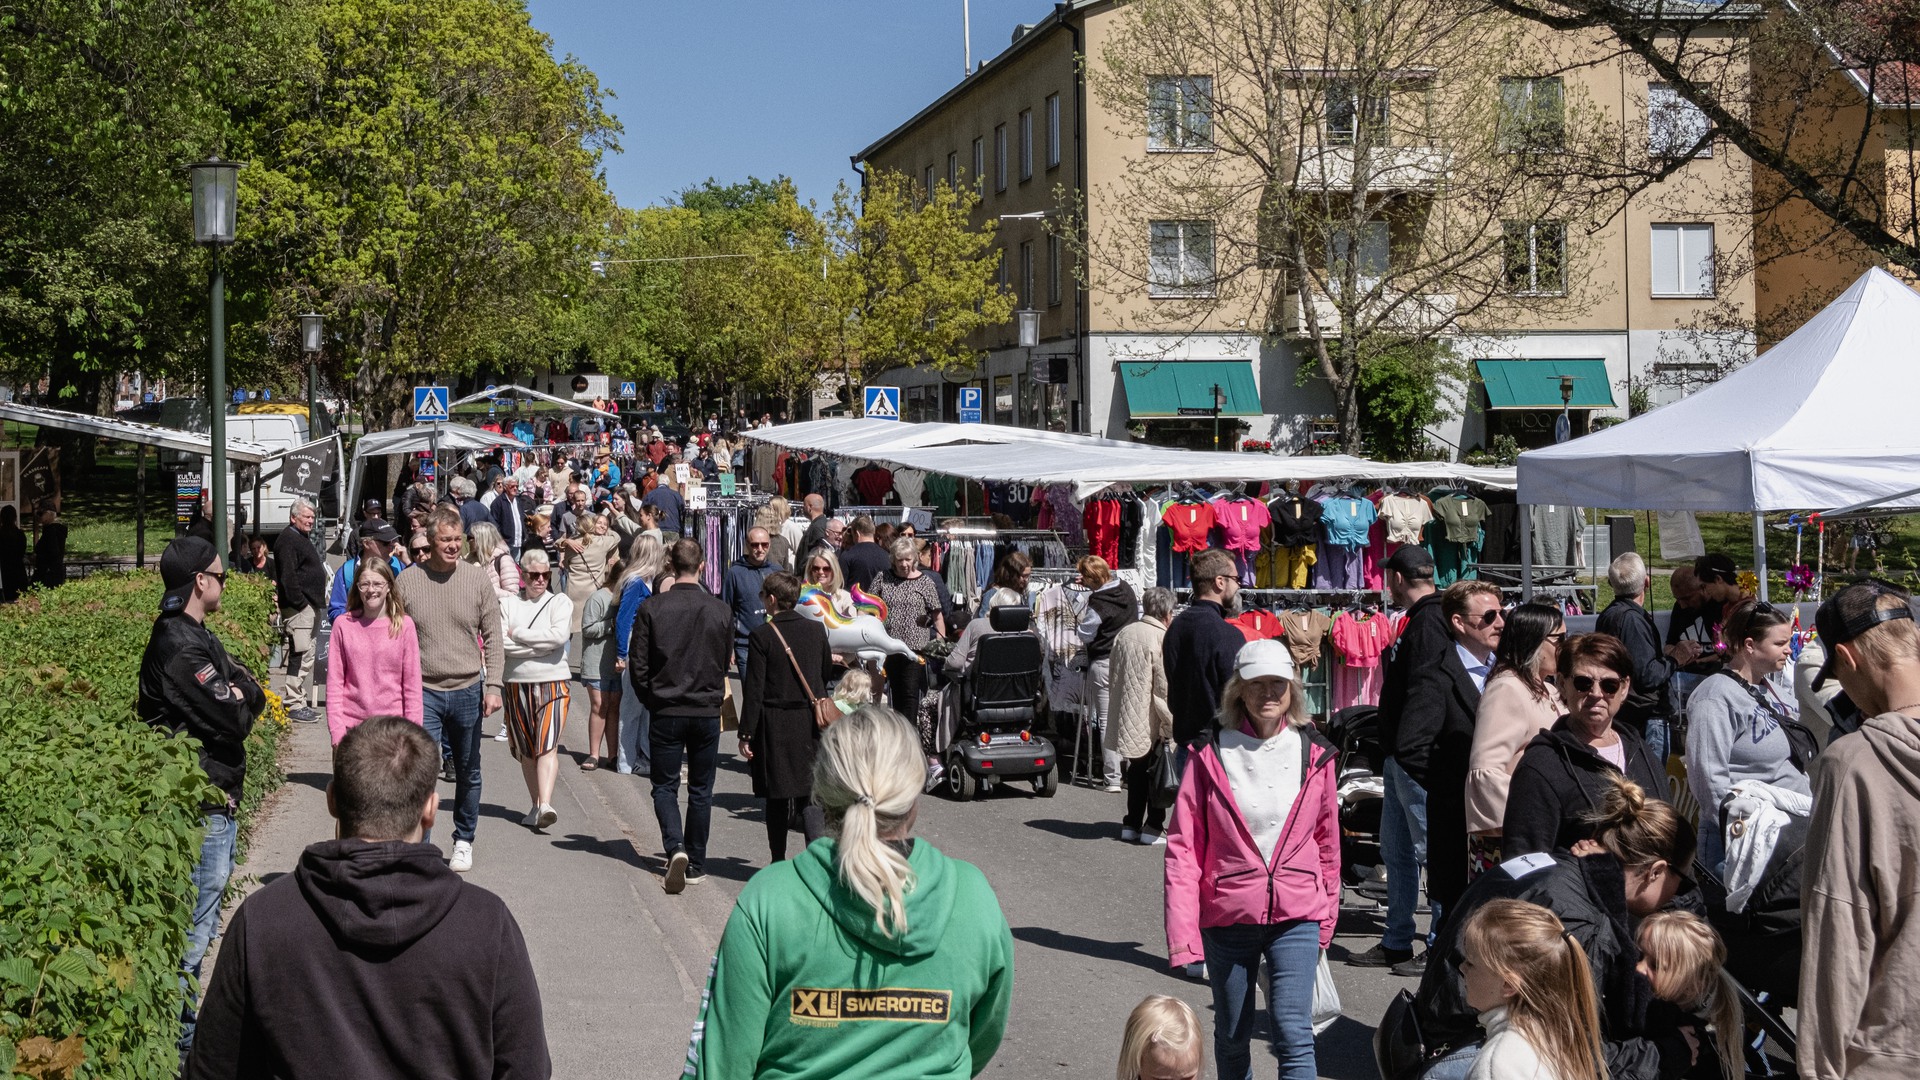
[852,0,1761,455]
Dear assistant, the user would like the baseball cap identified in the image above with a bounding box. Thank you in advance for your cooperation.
[1235,638,1296,682]
[1812,581,1916,688]
[358,518,400,545]
[159,536,220,613]
[361,498,383,515]
[1382,545,1435,580]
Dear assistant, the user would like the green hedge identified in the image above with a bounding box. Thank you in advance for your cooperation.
[0,572,285,1079]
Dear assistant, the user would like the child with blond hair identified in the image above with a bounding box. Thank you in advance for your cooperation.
[1458,899,1606,1080]
[1636,911,1743,1080]
[1116,995,1203,1080]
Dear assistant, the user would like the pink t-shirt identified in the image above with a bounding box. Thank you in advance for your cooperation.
[1213,497,1272,554]
[1331,611,1394,668]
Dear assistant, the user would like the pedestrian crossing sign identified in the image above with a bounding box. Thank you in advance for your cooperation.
[413,386,450,422]
[863,385,900,421]
[619,381,637,399]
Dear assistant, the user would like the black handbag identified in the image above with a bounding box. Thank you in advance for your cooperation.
[1149,739,1181,810]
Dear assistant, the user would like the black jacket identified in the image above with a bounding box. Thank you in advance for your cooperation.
[740,611,832,800]
[1414,853,1675,1080]
[491,493,533,550]
[138,612,264,808]
[1086,580,1138,661]
[1502,718,1668,859]
[187,840,549,1080]
[838,541,890,592]
[629,581,732,717]
[272,526,327,617]
[1162,599,1244,745]
[1595,598,1676,730]
[798,515,831,561]
[1377,592,1449,773]
[1400,637,1483,909]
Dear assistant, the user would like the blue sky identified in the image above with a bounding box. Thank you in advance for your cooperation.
[523,0,1054,210]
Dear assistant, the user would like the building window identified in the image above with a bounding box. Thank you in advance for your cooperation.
[1019,241,1035,308]
[924,164,935,199]
[1148,220,1215,298]
[994,374,1015,424]
[948,151,959,187]
[1325,82,1389,146]
[1651,223,1715,297]
[997,247,1009,293]
[1328,220,1390,294]
[1019,110,1034,181]
[1498,77,1565,151]
[1147,75,1213,150]
[995,124,1008,192]
[972,136,985,192]
[1502,220,1566,294]
[1046,93,1062,168]
[1048,233,1063,306]
[1648,83,1712,158]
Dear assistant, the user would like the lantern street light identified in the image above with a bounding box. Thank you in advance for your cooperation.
[300,312,324,432]
[189,157,243,548]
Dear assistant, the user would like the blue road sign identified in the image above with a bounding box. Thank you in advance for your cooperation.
[956,386,983,424]
[619,381,638,399]
[863,385,901,421]
[413,385,450,423]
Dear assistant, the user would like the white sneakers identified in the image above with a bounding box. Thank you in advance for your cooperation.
[493,730,509,742]
[536,804,557,830]
[1120,828,1165,845]
[1103,783,1123,793]
[1120,827,1141,842]
[1140,831,1167,846]
[450,840,474,873]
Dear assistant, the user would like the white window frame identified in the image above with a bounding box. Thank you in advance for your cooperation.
[1498,76,1565,152]
[1650,223,1715,298]
[1048,233,1063,306]
[1648,83,1713,159]
[1147,76,1214,151]
[995,124,1008,192]
[1046,93,1062,168]
[1503,220,1566,295]
[1148,220,1216,298]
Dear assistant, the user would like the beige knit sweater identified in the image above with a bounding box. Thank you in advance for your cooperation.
[395,561,504,694]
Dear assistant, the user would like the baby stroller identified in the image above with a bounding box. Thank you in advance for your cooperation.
[1326,704,1387,895]
[940,606,1059,800]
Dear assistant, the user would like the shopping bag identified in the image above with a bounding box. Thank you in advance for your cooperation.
[1312,949,1342,1034]
[1148,739,1181,810]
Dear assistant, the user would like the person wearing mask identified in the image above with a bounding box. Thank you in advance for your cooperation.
[1353,545,1444,970]
[738,571,832,862]
[629,539,732,893]
[272,498,328,724]
[1464,602,1565,872]
[1503,633,1668,859]
[185,718,549,1080]
[326,519,406,621]
[1114,996,1203,1080]
[1077,555,1138,794]
[684,706,1013,1079]
[874,537,945,777]
[577,555,624,772]
[0,503,26,601]
[837,516,890,593]
[1684,600,1813,877]
[324,558,422,746]
[642,467,684,542]
[1164,639,1340,1080]
[139,537,266,1065]
[1595,552,1697,765]
[1799,581,1920,1080]
[1106,587,1175,845]
[394,509,504,874]
[722,527,779,679]
[1161,548,1246,752]
[491,474,531,558]
[501,549,573,831]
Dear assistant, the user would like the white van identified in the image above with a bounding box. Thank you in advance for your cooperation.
[162,402,338,538]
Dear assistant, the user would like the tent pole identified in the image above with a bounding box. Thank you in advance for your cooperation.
[1519,502,1534,602]
[1753,512,1769,602]
[136,443,147,568]
[1816,523,1826,602]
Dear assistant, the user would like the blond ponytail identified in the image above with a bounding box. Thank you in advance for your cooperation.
[813,705,924,938]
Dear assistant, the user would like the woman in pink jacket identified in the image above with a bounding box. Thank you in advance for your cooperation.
[1164,638,1339,1080]
[324,559,423,744]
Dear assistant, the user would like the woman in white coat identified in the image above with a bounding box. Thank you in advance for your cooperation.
[1104,586,1175,844]
[502,548,574,830]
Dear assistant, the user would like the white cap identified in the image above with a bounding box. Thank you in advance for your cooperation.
[1234,638,1296,682]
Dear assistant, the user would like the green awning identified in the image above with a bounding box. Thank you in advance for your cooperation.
[1119,361,1261,418]
[1475,359,1615,410]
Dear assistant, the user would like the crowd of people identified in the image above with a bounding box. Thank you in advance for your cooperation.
[131,448,1920,1079]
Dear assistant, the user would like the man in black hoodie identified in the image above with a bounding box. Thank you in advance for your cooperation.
[188,716,549,1080]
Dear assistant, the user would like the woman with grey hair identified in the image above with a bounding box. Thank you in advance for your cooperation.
[1106,587,1176,843]
[502,548,573,829]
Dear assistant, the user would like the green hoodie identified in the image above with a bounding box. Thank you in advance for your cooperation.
[684,837,1014,1079]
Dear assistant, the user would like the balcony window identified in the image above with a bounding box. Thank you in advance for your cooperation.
[1498,77,1565,151]
[1328,220,1390,294]
[1148,220,1215,298]
[1147,76,1213,150]
[1503,220,1566,294]
[1326,82,1389,146]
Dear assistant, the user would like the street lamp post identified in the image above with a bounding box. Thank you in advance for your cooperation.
[1212,383,1226,450]
[1016,308,1039,428]
[189,157,242,549]
[300,312,324,425]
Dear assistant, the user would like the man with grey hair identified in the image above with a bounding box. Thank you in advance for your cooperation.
[491,473,530,557]
[450,475,488,535]
[1595,550,1699,763]
[1108,586,1176,844]
[272,497,327,723]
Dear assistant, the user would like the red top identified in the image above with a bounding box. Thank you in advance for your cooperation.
[1229,609,1285,642]
[1162,501,1216,554]
[1083,499,1123,566]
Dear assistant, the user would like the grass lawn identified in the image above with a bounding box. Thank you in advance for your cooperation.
[5,422,173,560]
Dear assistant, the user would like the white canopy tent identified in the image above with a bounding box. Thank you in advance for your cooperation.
[0,400,276,463]
[1516,267,1920,598]
[448,384,612,415]
[344,422,526,540]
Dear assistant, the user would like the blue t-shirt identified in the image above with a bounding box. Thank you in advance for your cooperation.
[643,486,684,535]
[1320,496,1378,548]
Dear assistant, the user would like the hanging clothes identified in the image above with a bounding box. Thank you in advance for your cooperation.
[1278,608,1334,671]
[1529,504,1584,567]
[1082,494,1124,568]
[1330,609,1394,710]
[924,473,959,516]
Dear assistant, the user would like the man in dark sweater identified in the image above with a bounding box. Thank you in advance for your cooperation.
[271,498,328,723]
[721,527,778,678]
[836,515,890,592]
[187,717,549,1080]
[1595,551,1697,764]
[630,538,733,894]
[1161,548,1246,747]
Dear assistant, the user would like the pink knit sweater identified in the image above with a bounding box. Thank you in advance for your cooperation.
[325,612,425,744]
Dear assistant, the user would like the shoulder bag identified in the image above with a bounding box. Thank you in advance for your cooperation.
[1149,738,1182,810]
[768,620,840,730]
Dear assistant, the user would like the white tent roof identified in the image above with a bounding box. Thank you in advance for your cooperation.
[448,384,612,415]
[0,401,276,463]
[354,423,526,457]
[1517,268,1920,511]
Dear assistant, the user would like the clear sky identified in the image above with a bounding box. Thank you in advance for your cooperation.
[523,0,1056,210]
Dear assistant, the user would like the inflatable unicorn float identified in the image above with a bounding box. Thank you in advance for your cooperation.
[795,585,922,664]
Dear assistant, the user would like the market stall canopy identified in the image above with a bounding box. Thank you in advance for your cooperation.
[354,423,527,457]
[1118,360,1261,417]
[0,401,275,463]
[448,384,613,415]
[1475,359,1615,409]
[1517,268,1920,511]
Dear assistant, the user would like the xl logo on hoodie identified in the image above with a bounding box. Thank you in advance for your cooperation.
[790,987,951,1026]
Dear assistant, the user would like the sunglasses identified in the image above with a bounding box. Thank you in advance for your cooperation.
[200,569,227,585]
[527,571,551,580]
[748,542,771,550]
[1467,608,1505,627]
[412,546,430,555]
[1569,674,1624,695]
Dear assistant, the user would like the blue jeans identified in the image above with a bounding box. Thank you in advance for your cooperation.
[1380,756,1434,952]
[1421,1041,1481,1080]
[651,713,720,873]
[422,683,484,843]
[178,811,237,1055]
[734,641,750,681]
[1643,714,1670,768]
[1201,920,1321,1080]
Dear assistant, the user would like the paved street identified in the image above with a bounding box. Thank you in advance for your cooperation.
[227,694,1423,1079]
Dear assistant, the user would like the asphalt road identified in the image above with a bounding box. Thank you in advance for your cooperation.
[228,692,1426,1079]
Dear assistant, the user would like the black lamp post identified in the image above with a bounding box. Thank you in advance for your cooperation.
[300,312,323,428]
[189,157,242,546]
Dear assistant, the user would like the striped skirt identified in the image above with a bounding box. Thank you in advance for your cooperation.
[505,679,570,760]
